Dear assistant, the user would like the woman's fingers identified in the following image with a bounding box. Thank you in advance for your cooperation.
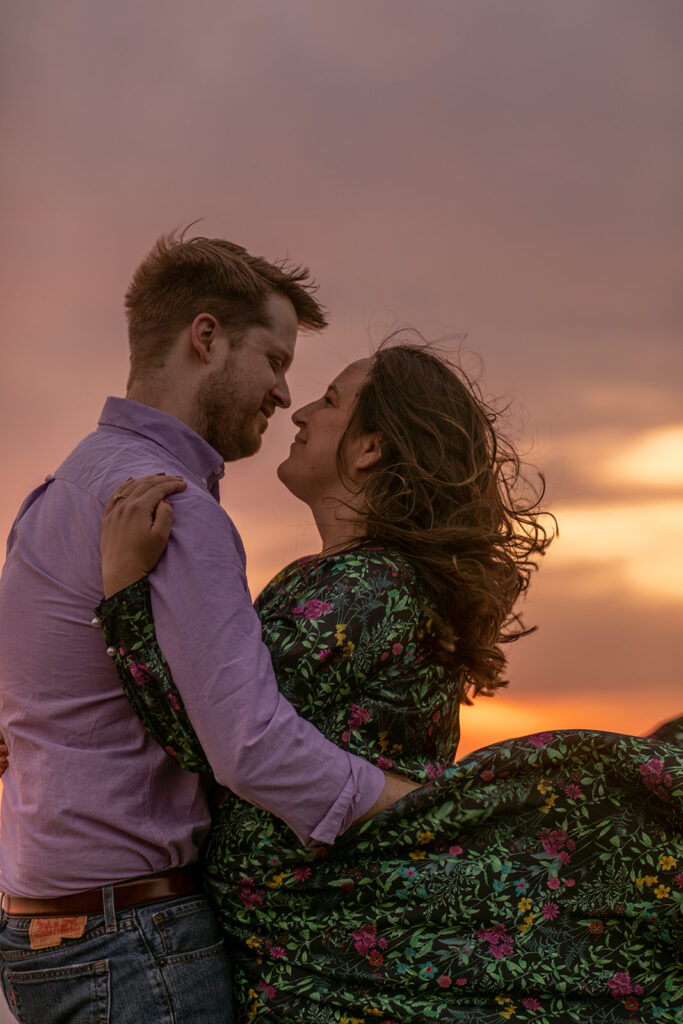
[103,475,186,517]
[100,475,187,598]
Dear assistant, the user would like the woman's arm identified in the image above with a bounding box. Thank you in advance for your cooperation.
[97,579,211,774]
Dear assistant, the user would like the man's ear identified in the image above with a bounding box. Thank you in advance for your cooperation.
[354,432,382,471]
[190,313,221,365]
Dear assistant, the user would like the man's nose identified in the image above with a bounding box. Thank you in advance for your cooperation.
[273,376,291,408]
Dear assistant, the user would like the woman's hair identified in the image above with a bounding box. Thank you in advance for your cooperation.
[125,228,327,382]
[338,338,555,702]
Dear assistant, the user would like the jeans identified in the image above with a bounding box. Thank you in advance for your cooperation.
[0,892,234,1023]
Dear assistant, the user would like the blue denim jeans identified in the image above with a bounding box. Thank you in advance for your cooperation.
[0,892,234,1023]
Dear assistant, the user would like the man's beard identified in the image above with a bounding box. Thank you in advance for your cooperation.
[192,364,262,463]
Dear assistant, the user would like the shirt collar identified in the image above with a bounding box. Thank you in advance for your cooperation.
[98,397,226,497]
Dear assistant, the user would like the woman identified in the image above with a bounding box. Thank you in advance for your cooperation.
[97,345,682,1023]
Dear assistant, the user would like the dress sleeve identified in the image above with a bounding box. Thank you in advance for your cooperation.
[96,580,211,775]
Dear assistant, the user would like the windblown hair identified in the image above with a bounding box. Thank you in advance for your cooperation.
[125,228,327,382]
[339,339,555,702]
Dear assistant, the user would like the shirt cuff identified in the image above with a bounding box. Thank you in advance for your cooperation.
[308,758,385,845]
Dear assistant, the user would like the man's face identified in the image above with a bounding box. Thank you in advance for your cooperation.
[194,293,298,462]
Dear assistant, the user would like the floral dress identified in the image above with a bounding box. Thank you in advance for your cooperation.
[97,548,683,1024]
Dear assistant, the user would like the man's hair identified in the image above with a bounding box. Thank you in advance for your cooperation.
[125,229,328,380]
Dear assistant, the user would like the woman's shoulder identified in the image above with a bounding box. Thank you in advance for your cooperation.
[257,546,422,607]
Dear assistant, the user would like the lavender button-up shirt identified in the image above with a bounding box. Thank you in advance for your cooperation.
[0,398,384,897]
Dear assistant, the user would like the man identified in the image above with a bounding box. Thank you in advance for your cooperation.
[0,232,414,1023]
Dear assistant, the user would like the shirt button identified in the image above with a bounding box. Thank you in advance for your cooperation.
[200,477,207,486]
[44,474,54,482]
[106,646,116,658]
[90,617,101,628]
[215,464,224,475]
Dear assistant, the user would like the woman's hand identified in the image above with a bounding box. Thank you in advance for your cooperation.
[101,475,187,598]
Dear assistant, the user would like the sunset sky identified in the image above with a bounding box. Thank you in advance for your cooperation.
[1,0,681,761]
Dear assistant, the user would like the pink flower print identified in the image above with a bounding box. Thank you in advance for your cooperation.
[348,704,371,729]
[638,757,673,800]
[540,828,575,860]
[380,651,389,661]
[352,924,378,955]
[547,877,560,890]
[341,730,350,743]
[480,769,495,782]
[523,998,541,1010]
[269,946,285,959]
[377,756,393,770]
[455,977,468,986]
[317,647,332,662]
[238,886,264,907]
[392,643,403,655]
[293,865,311,881]
[302,599,332,619]
[449,845,463,856]
[292,606,304,618]
[166,692,180,711]
[564,878,576,887]
[129,661,150,685]
[258,982,276,999]
[477,924,514,959]
[564,782,582,798]
[437,976,452,988]
[425,762,446,781]
[542,901,559,920]
[607,972,636,998]
[528,732,554,748]
[674,872,683,890]
[164,745,177,759]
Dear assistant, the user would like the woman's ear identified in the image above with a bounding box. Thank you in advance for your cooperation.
[354,432,382,471]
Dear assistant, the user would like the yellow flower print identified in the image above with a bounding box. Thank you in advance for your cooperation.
[537,779,553,795]
[500,1006,517,1019]
[335,624,347,647]
[379,730,390,752]
[342,640,355,658]
[659,854,677,871]
[418,830,435,845]
[645,875,658,886]
[409,849,426,860]
[267,871,286,888]
[654,884,670,899]
[246,935,262,949]
[540,792,558,814]
[518,897,532,912]
[495,994,511,1005]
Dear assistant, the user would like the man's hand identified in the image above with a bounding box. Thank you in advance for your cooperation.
[354,771,420,825]
[101,475,187,598]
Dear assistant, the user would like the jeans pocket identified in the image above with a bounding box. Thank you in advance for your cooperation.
[4,958,110,1024]
[151,897,225,961]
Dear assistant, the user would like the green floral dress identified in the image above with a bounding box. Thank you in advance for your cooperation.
[97,548,683,1024]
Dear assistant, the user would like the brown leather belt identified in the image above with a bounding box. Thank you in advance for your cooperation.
[1,865,203,918]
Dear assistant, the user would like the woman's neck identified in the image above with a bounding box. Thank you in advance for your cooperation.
[310,497,365,556]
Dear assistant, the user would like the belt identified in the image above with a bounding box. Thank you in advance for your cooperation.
[1,865,203,918]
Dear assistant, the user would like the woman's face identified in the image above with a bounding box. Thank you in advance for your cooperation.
[277,358,373,506]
